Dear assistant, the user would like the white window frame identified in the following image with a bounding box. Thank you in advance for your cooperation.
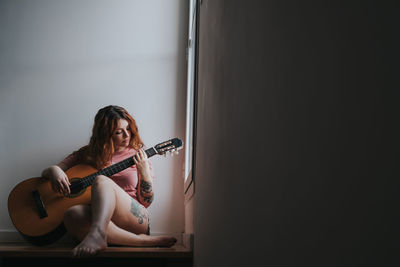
[184,0,198,195]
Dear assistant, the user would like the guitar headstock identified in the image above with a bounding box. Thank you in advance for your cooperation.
[154,138,183,157]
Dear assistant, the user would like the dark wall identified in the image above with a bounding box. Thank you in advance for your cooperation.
[194,1,399,266]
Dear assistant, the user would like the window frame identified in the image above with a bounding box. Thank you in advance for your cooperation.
[184,0,199,197]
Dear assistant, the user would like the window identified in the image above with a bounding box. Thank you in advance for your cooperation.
[184,0,197,193]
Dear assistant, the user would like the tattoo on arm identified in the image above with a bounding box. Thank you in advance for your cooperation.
[140,180,154,204]
[142,194,154,204]
[140,180,152,193]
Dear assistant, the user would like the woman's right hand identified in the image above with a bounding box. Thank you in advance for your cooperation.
[42,165,71,195]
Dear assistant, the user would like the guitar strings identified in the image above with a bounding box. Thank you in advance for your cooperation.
[66,145,166,192]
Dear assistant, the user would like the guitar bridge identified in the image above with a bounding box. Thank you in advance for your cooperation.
[32,190,48,219]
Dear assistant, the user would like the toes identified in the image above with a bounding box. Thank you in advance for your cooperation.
[89,248,97,256]
[71,247,80,258]
[72,247,88,258]
[78,248,86,258]
[71,246,100,258]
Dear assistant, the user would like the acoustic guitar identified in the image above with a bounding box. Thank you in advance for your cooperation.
[7,138,183,246]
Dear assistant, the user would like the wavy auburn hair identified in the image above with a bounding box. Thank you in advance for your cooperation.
[76,105,144,169]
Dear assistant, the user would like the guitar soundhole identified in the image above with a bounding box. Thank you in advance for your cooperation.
[67,178,86,198]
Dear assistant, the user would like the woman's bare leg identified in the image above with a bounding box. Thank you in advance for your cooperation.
[65,205,176,248]
[66,175,177,257]
[71,175,116,257]
[106,221,177,247]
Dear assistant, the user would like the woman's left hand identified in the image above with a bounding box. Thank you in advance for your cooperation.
[133,148,151,179]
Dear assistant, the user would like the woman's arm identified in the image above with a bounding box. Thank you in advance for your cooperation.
[41,164,71,195]
[41,152,77,195]
[134,149,154,208]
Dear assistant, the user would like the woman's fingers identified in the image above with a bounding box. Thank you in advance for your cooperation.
[61,179,71,195]
[54,183,63,195]
[52,177,70,195]
[135,149,146,161]
[134,149,148,167]
[140,148,148,159]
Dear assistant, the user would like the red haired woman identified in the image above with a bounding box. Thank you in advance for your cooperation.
[41,105,176,257]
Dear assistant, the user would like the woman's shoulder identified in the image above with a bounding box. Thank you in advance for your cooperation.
[59,146,87,170]
[71,145,89,157]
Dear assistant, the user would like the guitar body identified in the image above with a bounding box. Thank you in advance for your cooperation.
[7,164,98,246]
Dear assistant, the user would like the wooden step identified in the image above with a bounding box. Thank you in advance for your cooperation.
[0,242,192,258]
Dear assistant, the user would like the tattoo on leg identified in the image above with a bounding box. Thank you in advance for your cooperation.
[130,198,147,224]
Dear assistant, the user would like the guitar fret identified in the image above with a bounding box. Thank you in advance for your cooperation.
[81,149,148,188]
[100,156,134,178]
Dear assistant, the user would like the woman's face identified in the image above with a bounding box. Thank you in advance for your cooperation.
[112,119,131,152]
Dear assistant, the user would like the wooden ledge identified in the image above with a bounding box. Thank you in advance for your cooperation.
[0,243,192,258]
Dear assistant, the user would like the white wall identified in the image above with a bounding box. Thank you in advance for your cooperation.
[0,0,188,240]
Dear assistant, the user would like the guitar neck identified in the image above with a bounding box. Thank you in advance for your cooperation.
[82,147,158,188]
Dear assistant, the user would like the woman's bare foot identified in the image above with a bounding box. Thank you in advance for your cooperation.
[72,226,107,257]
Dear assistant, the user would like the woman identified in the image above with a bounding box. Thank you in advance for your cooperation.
[41,105,177,257]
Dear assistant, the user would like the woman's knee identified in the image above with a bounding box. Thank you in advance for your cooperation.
[93,175,112,188]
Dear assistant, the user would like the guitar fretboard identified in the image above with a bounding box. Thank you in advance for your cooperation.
[79,147,158,189]
[100,157,135,177]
